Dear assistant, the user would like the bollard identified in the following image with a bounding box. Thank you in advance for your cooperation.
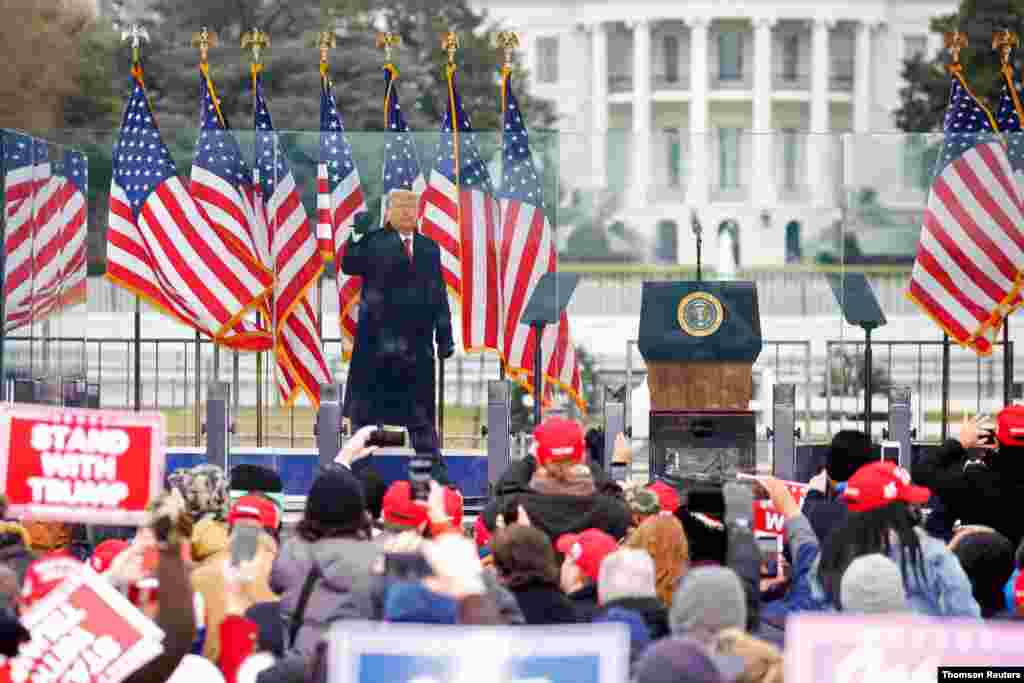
[317,382,343,468]
[771,384,797,480]
[487,380,512,488]
[888,386,913,470]
[206,381,231,472]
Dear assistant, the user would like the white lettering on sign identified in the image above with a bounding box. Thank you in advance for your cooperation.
[26,478,130,507]
[30,425,130,457]
[25,422,135,509]
[763,511,786,534]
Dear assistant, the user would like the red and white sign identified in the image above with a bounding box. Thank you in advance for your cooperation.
[0,567,164,683]
[753,481,810,538]
[0,404,165,526]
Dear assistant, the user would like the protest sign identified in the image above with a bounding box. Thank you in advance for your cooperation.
[0,567,164,683]
[786,614,1024,683]
[753,480,809,537]
[0,404,165,526]
[327,622,628,683]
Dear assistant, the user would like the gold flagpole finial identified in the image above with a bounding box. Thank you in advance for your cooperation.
[497,31,519,70]
[241,29,271,66]
[993,29,1019,67]
[376,31,401,63]
[121,24,150,65]
[191,27,218,65]
[318,30,337,67]
[945,30,968,66]
[442,32,460,65]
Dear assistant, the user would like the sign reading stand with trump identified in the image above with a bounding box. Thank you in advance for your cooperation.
[0,404,166,526]
[327,622,629,683]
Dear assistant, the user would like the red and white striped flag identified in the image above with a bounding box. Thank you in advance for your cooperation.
[497,70,583,408]
[421,64,502,355]
[106,66,273,351]
[2,133,41,333]
[254,72,332,406]
[54,149,88,312]
[29,159,68,324]
[907,68,1024,355]
[318,67,366,360]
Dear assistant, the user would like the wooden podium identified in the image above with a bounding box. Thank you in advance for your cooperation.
[638,282,762,480]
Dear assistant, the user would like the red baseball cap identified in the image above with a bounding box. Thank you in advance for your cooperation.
[556,529,618,583]
[648,481,681,513]
[840,461,931,512]
[381,481,464,529]
[996,405,1024,447]
[89,539,130,574]
[534,417,585,467]
[228,495,281,532]
[1014,571,1024,616]
[21,555,83,609]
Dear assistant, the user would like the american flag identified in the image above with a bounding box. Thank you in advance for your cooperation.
[106,68,274,350]
[317,69,365,360]
[381,64,426,201]
[254,72,331,406]
[907,69,1024,355]
[28,149,68,325]
[498,72,583,408]
[2,133,41,333]
[55,149,88,312]
[421,65,502,354]
[990,66,1024,331]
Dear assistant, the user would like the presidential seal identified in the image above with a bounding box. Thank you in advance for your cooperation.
[678,291,724,337]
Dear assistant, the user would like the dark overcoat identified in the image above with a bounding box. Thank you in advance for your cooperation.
[340,227,453,428]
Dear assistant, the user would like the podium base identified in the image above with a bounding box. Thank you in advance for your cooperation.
[647,361,753,412]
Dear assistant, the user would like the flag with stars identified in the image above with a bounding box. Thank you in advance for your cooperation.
[317,69,366,361]
[907,67,1024,355]
[989,65,1024,331]
[381,63,426,204]
[254,71,331,406]
[497,71,583,410]
[420,65,502,355]
[55,148,89,312]
[105,66,273,350]
[3,133,41,333]
[190,66,270,272]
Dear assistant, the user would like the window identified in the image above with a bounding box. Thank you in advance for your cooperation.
[902,134,929,190]
[663,35,680,84]
[785,221,802,263]
[719,31,743,80]
[782,129,800,190]
[831,31,854,88]
[536,36,559,84]
[666,128,682,187]
[782,34,800,82]
[904,35,927,61]
[719,128,740,189]
[655,221,679,263]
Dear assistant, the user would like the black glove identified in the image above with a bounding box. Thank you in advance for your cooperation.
[352,211,377,236]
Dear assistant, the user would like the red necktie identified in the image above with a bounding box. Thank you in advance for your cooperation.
[404,237,413,263]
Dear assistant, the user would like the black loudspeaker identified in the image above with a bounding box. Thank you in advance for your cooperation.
[13,379,38,404]
[649,410,756,483]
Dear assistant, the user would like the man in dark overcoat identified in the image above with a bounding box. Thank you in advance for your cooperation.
[341,190,454,464]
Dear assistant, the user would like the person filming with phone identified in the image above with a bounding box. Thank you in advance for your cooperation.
[914,406,1024,549]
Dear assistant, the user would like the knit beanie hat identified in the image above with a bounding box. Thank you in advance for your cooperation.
[634,637,726,683]
[670,567,747,643]
[304,465,366,528]
[839,553,908,614]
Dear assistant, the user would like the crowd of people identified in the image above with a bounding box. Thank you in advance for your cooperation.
[1,407,1024,682]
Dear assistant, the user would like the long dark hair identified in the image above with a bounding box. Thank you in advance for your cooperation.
[491,525,560,590]
[296,511,373,543]
[817,501,926,608]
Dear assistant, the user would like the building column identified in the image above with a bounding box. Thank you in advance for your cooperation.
[753,17,776,207]
[853,20,873,134]
[808,17,833,206]
[591,21,609,189]
[630,19,652,208]
[688,17,709,206]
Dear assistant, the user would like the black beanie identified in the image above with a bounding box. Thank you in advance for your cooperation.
[953,531,1015,618]
[826,430,874,482]
[304,465,366,528]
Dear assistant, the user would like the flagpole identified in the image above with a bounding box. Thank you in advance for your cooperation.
[496,32,519,386]
[122,25,150,412]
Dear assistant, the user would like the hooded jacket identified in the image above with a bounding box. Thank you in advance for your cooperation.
[270,535,379,656]
[480,456,631,543]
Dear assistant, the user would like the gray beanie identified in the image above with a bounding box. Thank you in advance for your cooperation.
[670,567,747,643]
[840,553,908,614]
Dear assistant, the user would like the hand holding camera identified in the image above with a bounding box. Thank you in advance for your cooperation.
[335,425,382,468]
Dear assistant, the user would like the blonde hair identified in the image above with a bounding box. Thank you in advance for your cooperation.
[625,514,689,607]
[542,460,589,483]
[713,628,784,683]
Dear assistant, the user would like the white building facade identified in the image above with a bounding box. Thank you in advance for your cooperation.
[472,0,956,267]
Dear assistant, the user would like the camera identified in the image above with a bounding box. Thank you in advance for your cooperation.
[367,428,406,448]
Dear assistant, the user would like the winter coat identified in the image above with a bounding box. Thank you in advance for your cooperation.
[598,596,670,640]
[913,440,1024,550]
[270,535,379,656]
[509,578,580,625]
